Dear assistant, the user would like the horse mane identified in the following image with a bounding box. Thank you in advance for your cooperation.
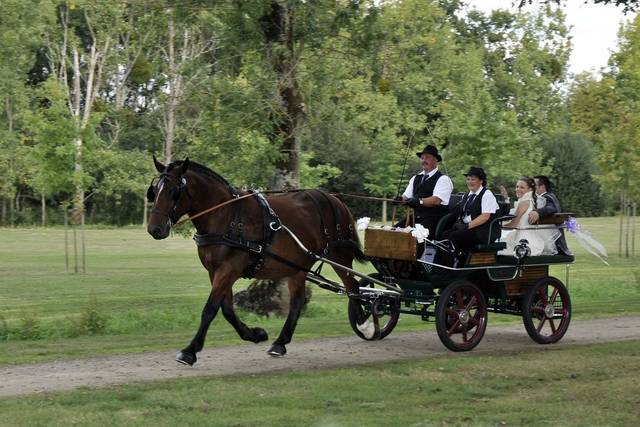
[170,160,237,192]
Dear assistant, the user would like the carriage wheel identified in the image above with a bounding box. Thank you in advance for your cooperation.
[435,280,487,352]
[522,277,571,344]
[348,274,400,341]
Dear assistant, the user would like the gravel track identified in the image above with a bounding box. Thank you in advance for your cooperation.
[1,316,639,398]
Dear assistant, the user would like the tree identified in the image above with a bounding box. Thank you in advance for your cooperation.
[541,133,604,216]
[519,0,639,14]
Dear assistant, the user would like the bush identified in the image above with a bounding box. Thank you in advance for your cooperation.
[18,312,43,340]
[0,314,9,341]
[72,295,109,336]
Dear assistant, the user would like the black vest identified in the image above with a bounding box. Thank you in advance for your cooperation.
[412,171,449,219]
[459,187,500,243]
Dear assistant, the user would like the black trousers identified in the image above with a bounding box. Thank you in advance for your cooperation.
[442,227,481,253]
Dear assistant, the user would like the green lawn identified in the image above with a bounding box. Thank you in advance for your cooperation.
[0,217,638,365]
[0,340,638,426]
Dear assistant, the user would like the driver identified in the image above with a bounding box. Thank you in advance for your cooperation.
[396,145,453,237]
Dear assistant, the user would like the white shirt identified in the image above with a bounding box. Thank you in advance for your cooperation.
[402,168,453,205]
[463,187,499,223]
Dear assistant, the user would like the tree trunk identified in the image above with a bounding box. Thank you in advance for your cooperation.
[261,1,304,190]
[41,193,46,226]
[250,2,310,310]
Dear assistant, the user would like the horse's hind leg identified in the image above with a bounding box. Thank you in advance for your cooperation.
[267,272,307,357]
[220,288,269,343]
[176,270,232,366]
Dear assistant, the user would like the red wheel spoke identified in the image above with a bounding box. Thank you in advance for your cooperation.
[456,289,464,308]
[446,309,459,317]
[537,287,549,305]
[462,326,468,342]
[468,317,479,327]
[465,295,477,311]
[536,316,547,333]
[548,318,557,333]
[448,320,461,336]
[549,288,559,305]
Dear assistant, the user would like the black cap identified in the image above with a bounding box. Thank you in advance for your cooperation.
[464,166,487,181]
[415,145,442,162]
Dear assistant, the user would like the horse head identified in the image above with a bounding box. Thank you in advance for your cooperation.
[147,156,191,240]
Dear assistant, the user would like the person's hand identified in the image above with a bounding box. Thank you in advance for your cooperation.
[528,211,540,224]
[499,185,509,199]
[391,196,403,206]
[405,197,421,209]
[453,222,468,231]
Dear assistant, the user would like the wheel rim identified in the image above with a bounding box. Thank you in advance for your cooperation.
[349,275,399,340]
[528,281,570,339]
[442,285,486,349]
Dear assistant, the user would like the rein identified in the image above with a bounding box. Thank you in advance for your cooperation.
[173,192,257,228]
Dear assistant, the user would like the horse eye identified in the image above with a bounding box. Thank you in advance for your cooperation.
[146,186,155,202]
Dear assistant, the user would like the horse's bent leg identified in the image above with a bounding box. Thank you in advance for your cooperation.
[268,273,307,357]
[176,271,234,366]
[220,289,269,343]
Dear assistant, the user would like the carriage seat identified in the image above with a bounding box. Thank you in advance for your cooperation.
[473,242,507,252]
[496,254,575,265]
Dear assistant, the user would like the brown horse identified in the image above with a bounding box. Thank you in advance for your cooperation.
[146,157,365,365]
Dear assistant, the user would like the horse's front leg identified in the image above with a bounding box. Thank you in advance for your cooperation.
[220,288,269,343]
[268,272,307,357]
[176,270,233,366]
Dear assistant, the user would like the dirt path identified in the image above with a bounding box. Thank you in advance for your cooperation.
[1,316,639,398]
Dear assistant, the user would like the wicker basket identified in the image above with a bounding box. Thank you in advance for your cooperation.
[364,228,417,262]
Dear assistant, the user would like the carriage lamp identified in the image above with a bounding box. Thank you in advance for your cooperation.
[514,239,531,260]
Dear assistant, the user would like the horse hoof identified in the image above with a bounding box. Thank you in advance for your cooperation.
[250,327,269,343]
[176,350,197,366]
[267,344,286,357]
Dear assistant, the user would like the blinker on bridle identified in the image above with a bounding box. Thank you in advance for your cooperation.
[147,172,189,223]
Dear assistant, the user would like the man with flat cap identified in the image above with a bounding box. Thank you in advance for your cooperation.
[397,145,453,238]
[445,167,500,258]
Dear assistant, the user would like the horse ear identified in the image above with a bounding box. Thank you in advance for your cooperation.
[153,155,165,173]
[181,157,190,174]
[146,185,155,202]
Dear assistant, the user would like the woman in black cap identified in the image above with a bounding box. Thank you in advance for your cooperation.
[397,145,453,237]
[444,167,500,259]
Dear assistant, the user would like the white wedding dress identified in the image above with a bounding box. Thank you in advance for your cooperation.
[498,192,560,257]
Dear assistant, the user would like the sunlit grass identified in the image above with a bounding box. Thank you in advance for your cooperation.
[0,217,638,364]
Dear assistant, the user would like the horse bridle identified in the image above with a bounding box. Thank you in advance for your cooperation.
[147,172,190,224]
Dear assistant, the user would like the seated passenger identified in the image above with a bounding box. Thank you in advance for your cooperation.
[444,167,500,255]
[498,177,560,256]
[528,175,572,256]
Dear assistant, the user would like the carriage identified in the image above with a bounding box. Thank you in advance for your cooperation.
[146,158,575,364]
[308,211,574,352]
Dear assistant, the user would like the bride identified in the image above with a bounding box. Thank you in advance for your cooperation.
[498,177,559,257]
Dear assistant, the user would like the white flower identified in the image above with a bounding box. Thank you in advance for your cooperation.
[356,217,371,231]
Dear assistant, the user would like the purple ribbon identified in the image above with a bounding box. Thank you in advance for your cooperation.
[563,216,580,234]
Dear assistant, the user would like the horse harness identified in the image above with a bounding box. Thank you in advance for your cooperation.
[193,190,355,279]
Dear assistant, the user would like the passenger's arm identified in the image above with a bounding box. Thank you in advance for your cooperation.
[468,213,491,229]
[504,201,528,228]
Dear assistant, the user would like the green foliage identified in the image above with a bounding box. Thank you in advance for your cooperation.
[541,133,604,216]
[568,15,640,204]
[18,312,42,341]
[0,313,9,341]
[70,295,109,336]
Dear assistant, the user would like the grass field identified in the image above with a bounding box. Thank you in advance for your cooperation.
[0,340,638,426]
[0,217,639,365]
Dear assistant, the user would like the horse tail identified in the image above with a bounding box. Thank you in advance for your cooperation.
[324,191,368,264]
